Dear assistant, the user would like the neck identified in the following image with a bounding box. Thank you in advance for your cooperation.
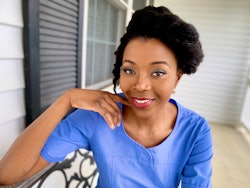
[122,102,176,131]
[121,102,178,148]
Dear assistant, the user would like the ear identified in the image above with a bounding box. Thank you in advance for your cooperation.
[175,71,183,88]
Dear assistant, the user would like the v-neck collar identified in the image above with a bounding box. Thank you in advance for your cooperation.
[118,98,181,162]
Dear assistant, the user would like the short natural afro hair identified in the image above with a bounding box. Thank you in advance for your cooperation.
[112,6,204,93]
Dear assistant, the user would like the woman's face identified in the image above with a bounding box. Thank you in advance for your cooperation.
[120,37,182,116]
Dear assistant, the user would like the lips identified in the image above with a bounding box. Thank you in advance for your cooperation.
[131,97,154,108]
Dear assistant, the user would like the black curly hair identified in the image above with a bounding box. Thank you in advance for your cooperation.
[112,6,204,93]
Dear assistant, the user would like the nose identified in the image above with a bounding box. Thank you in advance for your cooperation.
[133,73,151,91]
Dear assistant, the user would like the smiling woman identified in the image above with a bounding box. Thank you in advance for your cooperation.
[119,37,182,146]
[0,5,212,188]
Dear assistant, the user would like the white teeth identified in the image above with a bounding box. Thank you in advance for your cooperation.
[135,99,150,104]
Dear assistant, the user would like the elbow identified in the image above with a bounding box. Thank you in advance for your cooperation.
[0,175,14,186]
[0,173,28,186]
[0,166,28,186]
[0,174,23,186]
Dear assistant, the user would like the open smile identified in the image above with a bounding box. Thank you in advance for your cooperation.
[131,97,154,108]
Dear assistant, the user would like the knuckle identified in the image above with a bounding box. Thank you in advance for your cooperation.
[103,93,110,100]
[97,99,105,107]
[103,110,110,118]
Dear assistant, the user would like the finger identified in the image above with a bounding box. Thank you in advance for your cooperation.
[110,94,130,106]
[103,95,121,126]
[98,97,120,128]
[102,112,115,130]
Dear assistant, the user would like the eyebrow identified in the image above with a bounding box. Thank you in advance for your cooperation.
[151,61,170,67]
[123,60,135,64]
[123,59,170,67]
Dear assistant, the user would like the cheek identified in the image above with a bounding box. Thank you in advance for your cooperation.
[119,74,137,93]
[152,79,176,93]
[119,75,128,91]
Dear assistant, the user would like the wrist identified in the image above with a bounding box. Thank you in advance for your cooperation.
[56,89,74,111]
[63,88,83,109]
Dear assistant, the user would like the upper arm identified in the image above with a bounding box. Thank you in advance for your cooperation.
[40,109,98,163]
[181,127,213,188]
[23,109,98,181]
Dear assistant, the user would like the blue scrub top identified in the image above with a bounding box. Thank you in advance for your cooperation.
[41,98,213,188]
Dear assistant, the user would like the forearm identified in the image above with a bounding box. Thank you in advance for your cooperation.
[0,91,71,184]
[0,88,128,184]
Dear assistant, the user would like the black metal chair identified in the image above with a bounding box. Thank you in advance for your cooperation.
[0,150,98,188]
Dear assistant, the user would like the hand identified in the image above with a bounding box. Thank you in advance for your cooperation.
[66,89,130,129]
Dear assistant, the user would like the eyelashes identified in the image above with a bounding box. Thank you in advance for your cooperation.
[121,67,135,75]
[151,70,167,77]
[121,67,167,78]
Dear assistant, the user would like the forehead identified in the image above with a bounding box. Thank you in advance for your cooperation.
[123,37,177,67]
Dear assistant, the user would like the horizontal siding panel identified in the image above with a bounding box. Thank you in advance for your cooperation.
[0,0,25,150]
[0,117,25,158]
[157,0,250,12]
[181,75,247,91]
[0,25,23,58]
[0,89,25,124]
[0,0,23,27]
[176,90,243,111]
[203,38,249,51]
[0,59,25,92]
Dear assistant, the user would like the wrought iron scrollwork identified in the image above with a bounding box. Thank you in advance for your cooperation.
[33,150,98,188]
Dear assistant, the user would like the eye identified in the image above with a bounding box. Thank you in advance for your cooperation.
[151,70,166,77]
[121,67,136,75]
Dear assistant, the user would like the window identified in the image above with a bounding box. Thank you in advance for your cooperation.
[85,0,125,89]
[84,0,148,89]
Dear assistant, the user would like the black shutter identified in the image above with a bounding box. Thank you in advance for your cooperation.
[23,0,83,125]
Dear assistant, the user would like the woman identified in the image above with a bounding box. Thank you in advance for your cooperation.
[0,6,213,188]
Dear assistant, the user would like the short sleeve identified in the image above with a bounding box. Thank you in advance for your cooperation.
[41,109,98,162]
[181,122,213,188]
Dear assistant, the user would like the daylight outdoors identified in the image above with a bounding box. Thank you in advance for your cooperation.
[0,0,250,187]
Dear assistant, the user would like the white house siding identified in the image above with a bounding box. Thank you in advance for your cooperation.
[241,70,250,130]
[155,0,250,126]
[0,0,25,158]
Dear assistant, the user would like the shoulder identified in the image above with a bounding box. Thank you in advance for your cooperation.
[59,108,107,138]
[67,108,100,123]
[171,98,211,137]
